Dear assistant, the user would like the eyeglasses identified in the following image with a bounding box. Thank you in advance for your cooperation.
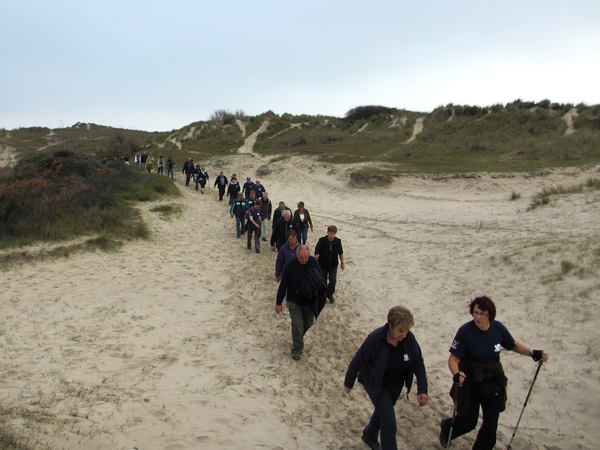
[472,311,489,317]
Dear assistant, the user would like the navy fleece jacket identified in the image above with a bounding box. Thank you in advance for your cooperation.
[344,324,428,405]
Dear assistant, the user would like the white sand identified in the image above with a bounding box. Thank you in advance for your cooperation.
[1,156,599,450]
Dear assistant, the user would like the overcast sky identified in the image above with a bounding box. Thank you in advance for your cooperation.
[1,1,599,131]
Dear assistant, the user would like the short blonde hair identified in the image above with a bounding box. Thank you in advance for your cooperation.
[387,305,414,330]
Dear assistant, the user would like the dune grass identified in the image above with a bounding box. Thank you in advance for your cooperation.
[526,178,600,211]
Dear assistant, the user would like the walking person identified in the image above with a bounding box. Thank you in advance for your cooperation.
[182,158,194,186]
[146,153,155,173]
[242,177,254,199]
[314,225,345,304]
[166,156,175,179]
[344,305,429,450]
[272,201,292,229]
[252,178,266,200]
[274,229,300,315]
[196,166,208,193]
[259,192,272,241]
[270,210,297,252]
[246,200,262,253]
[439,296,549,450]
[230,193,248,238]
[227,175,241,205]
[293,201,314,245]
[135,153,141,168]
[214,171,228,201]
[140,152,148,171]
[157,155,165,175]
[275,245,326,360]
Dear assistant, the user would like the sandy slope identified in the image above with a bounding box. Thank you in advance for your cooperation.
[1,157,599,450]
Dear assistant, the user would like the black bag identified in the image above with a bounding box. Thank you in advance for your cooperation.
[477,380,501,402]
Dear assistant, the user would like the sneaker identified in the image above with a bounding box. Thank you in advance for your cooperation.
[255,249,260,253]
[291,352,301,361]
[283,307,289,315]
[361,435,381,450]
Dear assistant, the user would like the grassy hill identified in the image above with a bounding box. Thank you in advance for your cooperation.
[2,100,600,176]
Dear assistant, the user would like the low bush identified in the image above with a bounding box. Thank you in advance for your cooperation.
[0,150,179,248]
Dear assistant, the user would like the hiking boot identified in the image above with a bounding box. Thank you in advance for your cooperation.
[291,352,301,361]
[361,435,381,450]
[255,249,260,253]
[247,245,251,250]
[328,295,335,304]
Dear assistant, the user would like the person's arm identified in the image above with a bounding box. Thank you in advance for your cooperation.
[338,242,345,269]
[307,210,313,230]
[314,238,321,260]
[448,354,466,386]
[512,342,549,362]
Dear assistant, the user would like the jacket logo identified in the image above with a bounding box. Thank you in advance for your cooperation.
[494,344,502,353]
[404,354,409,362]
[451,340,459,350]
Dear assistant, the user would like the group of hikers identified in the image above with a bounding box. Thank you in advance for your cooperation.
[204,168,550,450]
[167,161,549,450]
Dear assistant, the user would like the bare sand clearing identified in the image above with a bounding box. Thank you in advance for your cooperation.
[1,156,599,450]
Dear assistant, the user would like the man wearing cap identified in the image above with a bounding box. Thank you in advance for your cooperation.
[242,177,255,199]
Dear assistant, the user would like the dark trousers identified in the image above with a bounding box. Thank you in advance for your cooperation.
[288,302,314,355]
[185,173,191,186]
[442,381,503,450]
[247,226,261,250]
[323,266,338,299]
[218,186,226,201]
[363,385,402,450]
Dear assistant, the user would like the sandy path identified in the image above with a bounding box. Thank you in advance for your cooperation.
[1,160,599,449]
[406,117,424,143]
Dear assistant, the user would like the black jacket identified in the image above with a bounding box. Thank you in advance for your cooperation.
[314,236,343,270]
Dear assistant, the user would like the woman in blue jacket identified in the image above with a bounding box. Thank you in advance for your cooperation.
[344,305,429,450]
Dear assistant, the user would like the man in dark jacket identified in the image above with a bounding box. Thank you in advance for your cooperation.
[272,201,292,229]
[314,225,345,304]
[259,192,273,242]
[242,177,254,198]
[270,210,297,251]
[230,193,248,238]
[275,245,324,360]
[182,158,194,186]
[213,171,228,201]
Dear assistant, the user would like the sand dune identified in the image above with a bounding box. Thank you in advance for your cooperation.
[1,157,599,449]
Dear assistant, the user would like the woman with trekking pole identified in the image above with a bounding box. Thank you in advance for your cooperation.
[439,296,548,450]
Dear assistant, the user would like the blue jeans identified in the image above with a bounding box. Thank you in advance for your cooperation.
[363,385,402,450]
[235,214,246,237]
[299,227,308,244]
[167,167,174,179]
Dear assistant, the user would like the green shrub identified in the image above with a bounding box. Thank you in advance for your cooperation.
[0,150,178,248]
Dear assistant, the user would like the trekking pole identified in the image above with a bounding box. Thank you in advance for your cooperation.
[506,361,543,450]
[446,378,461,449]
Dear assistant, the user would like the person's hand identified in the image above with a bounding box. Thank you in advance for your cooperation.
[310,227,313,232]
[340,262,345,270]
[343,385,351,393]
[230,214,233,218]
[453,371,466,386]
[531,350,548,363]
[417,393,428,407]
[271,246,276,252]
[275,305,282,314]
[276,276,280,282]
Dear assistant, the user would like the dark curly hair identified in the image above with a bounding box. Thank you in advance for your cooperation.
[469,296,496,321]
